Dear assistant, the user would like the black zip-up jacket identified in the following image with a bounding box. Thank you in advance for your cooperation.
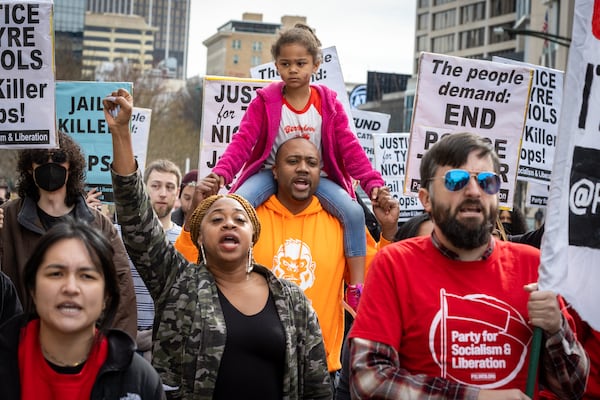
[91,329,166,400]
[0,272,23,400]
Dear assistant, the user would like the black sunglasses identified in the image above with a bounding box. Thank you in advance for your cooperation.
[32,150,68,165]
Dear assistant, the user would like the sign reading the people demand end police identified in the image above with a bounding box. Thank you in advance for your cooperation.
[374,132,424,221]
[199,76,270,191]
[406,52,533,209]
[540,0,600,330]
[494,57,563,186]
[250,46,356,134]
[351,109,390,165]
[0,0,55,149]
[56,81,133,202]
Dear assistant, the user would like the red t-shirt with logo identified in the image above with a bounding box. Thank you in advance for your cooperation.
[351,236,540,390]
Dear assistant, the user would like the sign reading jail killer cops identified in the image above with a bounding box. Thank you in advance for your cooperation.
[373,132,424,221]
[0,0,55,149]
[250,46,356,135]
[351,109,390,165]
[199,76,270,190]
[539,0,600,330]
[56,81,133,202]
[406,52,533,209]
[494,57,563,186]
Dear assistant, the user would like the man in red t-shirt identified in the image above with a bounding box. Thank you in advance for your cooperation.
[349,133,589,399]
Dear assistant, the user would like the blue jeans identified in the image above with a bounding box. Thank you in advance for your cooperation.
[235,170,367,257]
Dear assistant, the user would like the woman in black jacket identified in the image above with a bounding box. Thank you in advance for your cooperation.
[17,219,165,400]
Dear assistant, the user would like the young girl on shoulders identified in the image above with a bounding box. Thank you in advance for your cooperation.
[206,24,388,310]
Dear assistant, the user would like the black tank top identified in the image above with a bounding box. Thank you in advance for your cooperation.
[213,288,286,399]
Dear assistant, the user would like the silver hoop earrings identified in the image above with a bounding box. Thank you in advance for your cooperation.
[200,243,207,264]
[246,246,254,276]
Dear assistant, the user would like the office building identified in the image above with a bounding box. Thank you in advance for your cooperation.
[54,0,85,79]
[83,13,157,80]
[203,13,306,78]
[87,0,191,79]
[413,0,572,71]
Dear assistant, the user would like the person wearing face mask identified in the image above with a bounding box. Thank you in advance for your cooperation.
[499,206,528,236]
[0,131,137,339]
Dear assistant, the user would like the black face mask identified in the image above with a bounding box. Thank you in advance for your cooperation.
[501,222,513,236]
[34,163,68,192]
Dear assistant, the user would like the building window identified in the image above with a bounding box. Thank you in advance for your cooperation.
[232,39,241,49]
[417,13,428,30]
[489,23,514,44]
[233,54,239,64]
[252,41,262,52]
[459,28,485,49]
[433,9,456,30]
[418,0,429,7]
[516,0,530,21]
[416,35,428,51]
[490,0,516,17]
[461,2,486,24]
[434,0,455,5]
[431,33,455,53]
[251,55,261,66]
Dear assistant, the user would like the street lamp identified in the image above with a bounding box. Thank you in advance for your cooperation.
[493,27,571,47]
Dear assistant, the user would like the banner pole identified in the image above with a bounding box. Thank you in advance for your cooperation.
[526,327,543,397]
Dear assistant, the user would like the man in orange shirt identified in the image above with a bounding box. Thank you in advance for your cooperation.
[252,137,398,375]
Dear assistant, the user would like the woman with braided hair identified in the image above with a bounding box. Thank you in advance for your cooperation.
[105,88,331,399]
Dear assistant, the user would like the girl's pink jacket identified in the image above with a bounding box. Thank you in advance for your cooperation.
[212,80,385,198]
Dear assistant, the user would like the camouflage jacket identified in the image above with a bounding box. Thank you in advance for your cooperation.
[112,169,332,400]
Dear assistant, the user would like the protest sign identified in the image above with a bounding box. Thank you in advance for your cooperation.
[250,46,356,134]
[406,52,533,209]
[539,0,600,330]
[351,109,390,164]
[525,182,548,208]
[374,132,424,221]
[131,107,151,172]
[494,57,563,186]
[0,0,55,149]
[56,81,132,202]
[199,76,270,190]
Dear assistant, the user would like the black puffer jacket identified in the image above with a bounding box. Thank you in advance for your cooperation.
[91,329,166,400]
[0,272,23,400]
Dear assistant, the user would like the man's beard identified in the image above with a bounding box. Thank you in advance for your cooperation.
[154,205,173,219]
[432,199,497,250]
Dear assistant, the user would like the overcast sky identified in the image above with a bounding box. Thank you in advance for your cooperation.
[185,0,417,83]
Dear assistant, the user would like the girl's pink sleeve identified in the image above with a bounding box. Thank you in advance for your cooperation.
[212,97,266,185]
[332,99,385,195]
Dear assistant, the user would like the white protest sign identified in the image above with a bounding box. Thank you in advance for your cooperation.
[374,132,424,221]
[351,109,390,164]
[525,182,548,208]
[494,57,563,185]
[250,46,356,134]
[406,52,533,209]
[199,76,270,190]
[131,107,151,171]
[539,0,600,330]
[0,0,55,149]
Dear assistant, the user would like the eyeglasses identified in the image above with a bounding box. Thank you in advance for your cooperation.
[433,169,501,195]
[32,150,68,165]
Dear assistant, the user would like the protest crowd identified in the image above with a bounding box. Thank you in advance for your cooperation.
[1,8,600,400]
